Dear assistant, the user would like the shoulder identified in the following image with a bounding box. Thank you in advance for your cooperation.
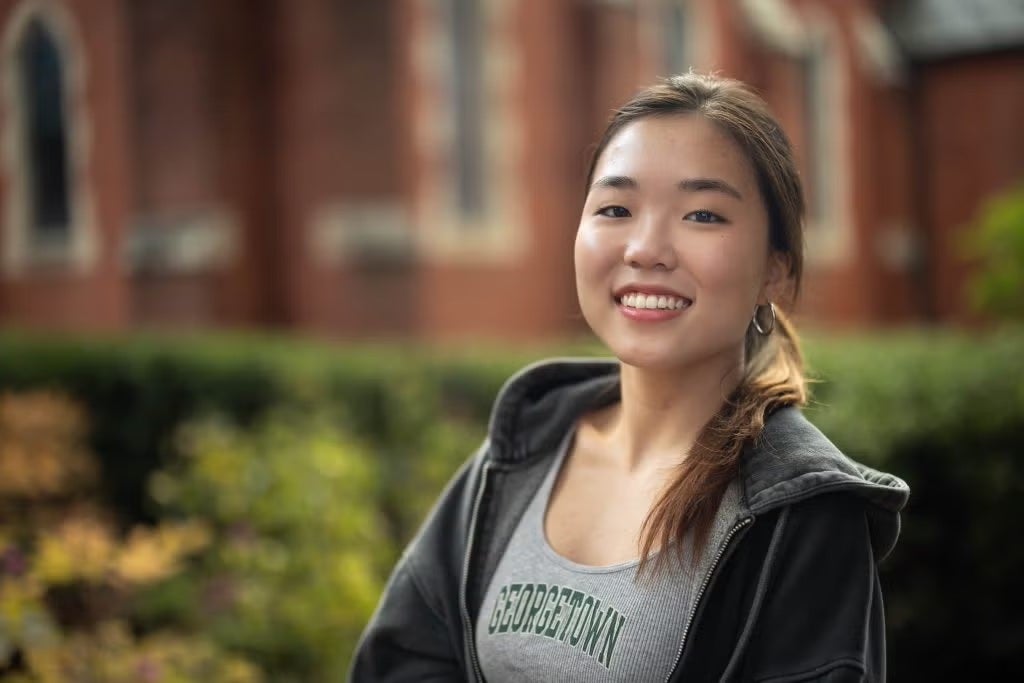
[740,406,910,562]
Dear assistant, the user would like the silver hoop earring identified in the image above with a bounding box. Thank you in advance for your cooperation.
[753,302,776,336]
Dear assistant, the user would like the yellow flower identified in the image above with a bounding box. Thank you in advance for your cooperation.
[32,534,76,585]
[112,520,210,585]
[32,516,115,585]
[113,528,180,585]
[163,519,212,556]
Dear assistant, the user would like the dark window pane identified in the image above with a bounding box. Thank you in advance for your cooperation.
[21,19,70,237]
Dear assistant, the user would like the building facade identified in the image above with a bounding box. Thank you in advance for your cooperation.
[0,0,1021,341]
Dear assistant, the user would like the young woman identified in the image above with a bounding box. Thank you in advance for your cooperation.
[350,72,910,682]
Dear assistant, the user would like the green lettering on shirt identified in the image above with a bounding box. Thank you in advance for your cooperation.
[582,605,612,657]
[522,583,547,633]
[597,611,626,668]
[510,584,534,633]
[484,582,628,671]
[559,590,585,642]
[498,583,522,633]
[487,585,508,635]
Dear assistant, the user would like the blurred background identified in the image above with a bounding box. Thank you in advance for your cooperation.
[0,0,1021,681]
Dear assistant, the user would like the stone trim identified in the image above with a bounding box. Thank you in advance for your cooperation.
[125,207,238,275]
[1,0,97,276]
[853,8,905,86]
[308,200,413,266]
[801,8,853,267]
[738,0,809,57]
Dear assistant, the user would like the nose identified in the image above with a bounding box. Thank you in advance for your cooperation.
[623,211,677,271]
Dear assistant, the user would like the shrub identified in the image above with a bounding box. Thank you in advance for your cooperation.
[963,183,1024,321]
[142,408,392,681]
[22,622,262,683]
[0,329,1020,678]
[0,390,261,682]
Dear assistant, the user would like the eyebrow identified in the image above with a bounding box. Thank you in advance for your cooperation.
[590,175,637,191]
[589,175,744,200]
[678,177,743,200]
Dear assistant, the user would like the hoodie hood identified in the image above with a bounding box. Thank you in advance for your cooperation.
[485,358,910,561]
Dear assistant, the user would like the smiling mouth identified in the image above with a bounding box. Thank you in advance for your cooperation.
[615,292,693,311]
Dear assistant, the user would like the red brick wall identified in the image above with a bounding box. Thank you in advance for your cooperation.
[128,0,286,330]
[2,0,1018,340]
[866,75,919,324]
[719,0,923,329]
[272,0,414,339]
[126,0,414,337]
[414,0,650,343]
[916,51,1024,324]
[127,0,220,328]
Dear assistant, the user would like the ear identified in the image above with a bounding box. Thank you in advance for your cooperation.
[759,251,791,305]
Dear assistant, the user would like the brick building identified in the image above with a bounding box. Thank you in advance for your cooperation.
[0,0,1021,341]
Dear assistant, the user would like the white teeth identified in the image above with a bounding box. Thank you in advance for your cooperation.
[618,292,691,310]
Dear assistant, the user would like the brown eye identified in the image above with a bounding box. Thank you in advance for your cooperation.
[597,206,631,218]
[686,209,724,224]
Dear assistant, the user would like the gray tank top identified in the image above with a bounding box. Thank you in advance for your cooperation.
[475,426,744,682]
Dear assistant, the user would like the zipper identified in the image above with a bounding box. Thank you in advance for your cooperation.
[459,461,491,683]
[661,515,754,683]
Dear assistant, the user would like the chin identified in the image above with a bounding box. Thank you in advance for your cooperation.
[606,340,694,373]
[604,327,745,376]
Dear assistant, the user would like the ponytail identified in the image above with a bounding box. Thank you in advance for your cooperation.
[636,307,807,577]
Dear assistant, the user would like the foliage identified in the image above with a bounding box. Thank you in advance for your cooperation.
[803,328,1024,463]
[143,408,392,681]
[0,391,260,682]
[0,332,521,534]
[963,182,1024,321]
[0,329,1021,679]
[20,622,261,683]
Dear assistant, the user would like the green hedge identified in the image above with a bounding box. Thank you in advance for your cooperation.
[0,328,1020,680]
[802,330,1024,680]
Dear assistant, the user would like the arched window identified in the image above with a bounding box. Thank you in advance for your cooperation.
[19,18,69,241]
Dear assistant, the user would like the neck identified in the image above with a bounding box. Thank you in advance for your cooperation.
[602,349,744,474]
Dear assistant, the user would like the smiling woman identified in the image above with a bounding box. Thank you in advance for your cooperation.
[350,72,910,683]
[577,113,783,376]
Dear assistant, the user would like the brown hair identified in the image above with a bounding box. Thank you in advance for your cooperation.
[584,72,809,575]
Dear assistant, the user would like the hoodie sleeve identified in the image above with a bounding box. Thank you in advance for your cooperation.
[349,449,487,682]
[737,492,888,683]
[348,556,465,682]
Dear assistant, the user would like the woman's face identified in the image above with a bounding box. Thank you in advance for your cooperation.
[574,114,785,372]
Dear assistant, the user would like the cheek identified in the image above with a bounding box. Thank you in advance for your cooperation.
[574,225,614,282]
[574,226,620,323]
[573,228,585,273]
[692,235,766,304]
[573,229,591,303]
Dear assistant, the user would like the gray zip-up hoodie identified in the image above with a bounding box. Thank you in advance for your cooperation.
[350,359,910,682]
